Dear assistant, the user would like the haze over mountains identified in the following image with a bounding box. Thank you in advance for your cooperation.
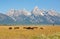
[0,6,60,25]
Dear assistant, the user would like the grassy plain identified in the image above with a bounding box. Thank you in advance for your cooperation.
[0,25,60,39]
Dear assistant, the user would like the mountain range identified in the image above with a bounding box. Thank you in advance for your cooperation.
[0,6,60,25]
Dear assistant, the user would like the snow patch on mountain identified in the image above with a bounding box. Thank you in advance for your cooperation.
[32,6,45,16]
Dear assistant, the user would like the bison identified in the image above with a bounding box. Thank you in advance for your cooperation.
[23,27,38,30]
[9,27,12,29]
[23,27,34,30]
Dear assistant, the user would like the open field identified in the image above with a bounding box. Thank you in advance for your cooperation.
[0,25,60,39]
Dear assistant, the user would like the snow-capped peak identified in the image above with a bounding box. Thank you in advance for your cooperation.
[7,9,15,16]
[32,6,45,16]
[33,6,40,12]
[48,9,58,16]
[20,8,31,16]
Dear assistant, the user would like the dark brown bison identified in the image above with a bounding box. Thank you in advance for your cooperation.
[9,27,12,29]
[23,27,38,30]
[23,27,34,30]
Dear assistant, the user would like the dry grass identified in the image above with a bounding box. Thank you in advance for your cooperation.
[0,25,60,39]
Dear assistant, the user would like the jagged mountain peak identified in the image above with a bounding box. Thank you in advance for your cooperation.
[20,8,31,16]
[7,8,31,16]
[7,9,17,15]
[33,6,40,12]
[32,6,45,16]
[0,6,60,25]
[48,9,58,16]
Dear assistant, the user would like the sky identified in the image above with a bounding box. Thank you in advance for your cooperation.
[0,0,60,13]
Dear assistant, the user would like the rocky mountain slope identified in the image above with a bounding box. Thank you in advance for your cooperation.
[0,6,60,25]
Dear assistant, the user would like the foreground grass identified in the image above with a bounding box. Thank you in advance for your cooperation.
[30,32,60,39]
[0,25,60,39]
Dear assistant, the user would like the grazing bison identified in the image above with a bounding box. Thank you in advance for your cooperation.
[14,27,19,29]
[9,27,12,29]
[23,27,38,30]
[23,27,34,30]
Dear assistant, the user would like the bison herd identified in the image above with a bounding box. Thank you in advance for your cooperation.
[9,27,44,30]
